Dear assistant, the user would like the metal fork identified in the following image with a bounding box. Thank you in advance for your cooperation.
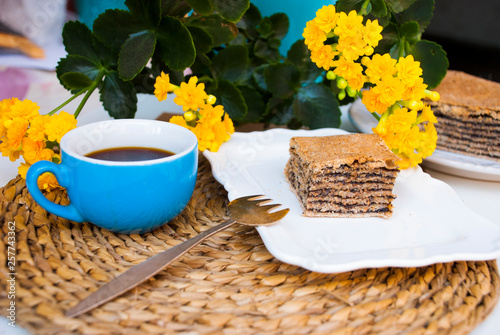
[66,195,289,318]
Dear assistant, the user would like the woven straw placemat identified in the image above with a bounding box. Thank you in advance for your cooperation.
[1,156,499,335]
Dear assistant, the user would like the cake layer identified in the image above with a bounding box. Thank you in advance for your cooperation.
[285,134,400,218]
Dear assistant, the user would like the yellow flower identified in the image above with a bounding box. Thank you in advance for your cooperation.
[373,75,404,106]
[402,76,427,102]
[154,71,176,101]
[396,55,422,86]
[419,105,438,124]
[334,10,364,38]
[21,137,54,165]
[18,162,30,179]
[314,5,338,33]
[310,45,338,70]
[0,97,19,136]
[364,53,397,83]
[193,104,234,152]
[419,123,437,157]
[8,99,40,120]
[362,88,389,115]
[385,107,417,134]
[337,34,367,61]
[44,111,78,143]
[169,115,191,129]
[363,19,383,47]
[27,114,50,141]
[37,172,63,192]
[333,57,364,88]
[303,20,327,52]
[173,76,209,112]
[2,117,29,161]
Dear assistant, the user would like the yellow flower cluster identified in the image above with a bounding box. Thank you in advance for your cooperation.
[0,98,77,191]
[304,5,440,169]
[154,73,234,152]
[303,6,383,91]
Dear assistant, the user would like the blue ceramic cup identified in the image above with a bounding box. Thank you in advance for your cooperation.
[26,119,198,234]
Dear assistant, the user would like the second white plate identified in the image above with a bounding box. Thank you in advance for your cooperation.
[349,98,500,182]
[204,128,500,273]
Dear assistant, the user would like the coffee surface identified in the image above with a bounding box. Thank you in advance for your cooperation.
[86,147,175,162]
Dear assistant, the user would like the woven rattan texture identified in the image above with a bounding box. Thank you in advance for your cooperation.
[1,157,499,335]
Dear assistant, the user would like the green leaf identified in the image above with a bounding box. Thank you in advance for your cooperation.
[56,55,101,89]
[212,0,250,22]
[210,79,247,121]
[185,0,214,15]
[93,37,119,69]
[400,0,434,32]
[187,14,238,46]
[125,0,161,27]
[254,38,280,62]
[100,71,138,118]
[237,85,265,123]
[264,63,300,98]
[93,9,140,49]
[156,16,196,71]
[385,0,418,13]
[187,26,214,54]
[118,30,156,80]
[287,39,322,83]
[269,13,289,40]
[60,72,94,90]
[336,0,367,14]
[265,97,294,125]
[400,21,420,41]
[294,84,341,129]
[252,64,268,91]
[211,45,249,82]
[374,21,399,55]
[62,21,99,63]
[370,0,388,17]
[409,39,448,88]
[237,3,261,30]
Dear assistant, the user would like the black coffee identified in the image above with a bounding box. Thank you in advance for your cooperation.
[86,147,175,162]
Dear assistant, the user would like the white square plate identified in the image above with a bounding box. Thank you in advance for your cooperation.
[204,128,500,273]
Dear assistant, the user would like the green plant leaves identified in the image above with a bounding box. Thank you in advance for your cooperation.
[212,0,250,22]
[185,0,214,16]
[410,40,448,88]
[60,72,94,90]
[100,71,138,119]
[264,63,299,99]
[294,84,341,129]
[118,31,156,80]
[210,79,247,121]
[400,0,434,32]
[211,45,249,82]
[156,16,196,71]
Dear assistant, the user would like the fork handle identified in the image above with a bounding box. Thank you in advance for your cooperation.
[66,219,237,318]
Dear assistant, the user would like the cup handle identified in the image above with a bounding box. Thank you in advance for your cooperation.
[26,160,85,223]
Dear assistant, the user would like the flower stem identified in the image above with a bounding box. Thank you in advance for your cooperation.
[74,71,105,119]
[48,89,87,116]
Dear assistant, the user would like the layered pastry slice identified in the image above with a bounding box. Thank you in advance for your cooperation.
[285,134,400,218]
[428,70,500,161]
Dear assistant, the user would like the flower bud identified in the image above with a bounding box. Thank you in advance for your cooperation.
[425,90,440,102]
[326,71,336,80]
[346,86,357,97]
[338,89,346,100]
[184,111,197,122]
[336,77,348,90]
[207,94,217,105]
[364,46,374,56]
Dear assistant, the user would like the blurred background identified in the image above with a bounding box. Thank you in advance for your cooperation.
[0,0,499,82]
